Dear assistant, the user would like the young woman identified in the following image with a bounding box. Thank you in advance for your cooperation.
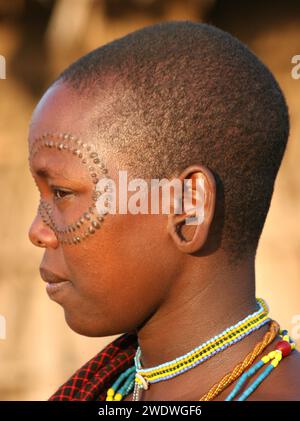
[28,21,300,401]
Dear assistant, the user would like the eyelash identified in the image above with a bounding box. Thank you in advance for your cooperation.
[51,186,73,201]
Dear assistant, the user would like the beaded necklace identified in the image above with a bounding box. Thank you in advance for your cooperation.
[106,297,270,401]
[225,328,296,401]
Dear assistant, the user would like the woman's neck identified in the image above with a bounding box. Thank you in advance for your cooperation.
[133,254,269,400]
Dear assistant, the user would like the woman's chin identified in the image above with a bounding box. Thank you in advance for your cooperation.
[63,310,123,337]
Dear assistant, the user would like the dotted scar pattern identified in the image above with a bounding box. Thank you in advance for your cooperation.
[30,132,111,245]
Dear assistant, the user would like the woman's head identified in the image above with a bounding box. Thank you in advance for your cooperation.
[28,21,289,337]
[28,81,192,337]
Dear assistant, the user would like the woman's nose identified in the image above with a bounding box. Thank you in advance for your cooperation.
[28,213,59,249]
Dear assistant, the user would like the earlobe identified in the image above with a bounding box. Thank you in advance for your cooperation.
[167,165,216,254]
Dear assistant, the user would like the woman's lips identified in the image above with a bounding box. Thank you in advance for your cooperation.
[40,267,72,299]
[45,280,71,297]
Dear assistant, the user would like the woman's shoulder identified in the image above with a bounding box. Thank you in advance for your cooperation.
[48,332,138,401]
[248,349,300,401]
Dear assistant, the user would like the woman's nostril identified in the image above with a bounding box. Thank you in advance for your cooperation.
[28,217,59,249]
[28,220,46,248]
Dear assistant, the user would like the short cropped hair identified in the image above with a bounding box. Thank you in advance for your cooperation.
[57,21,289,263]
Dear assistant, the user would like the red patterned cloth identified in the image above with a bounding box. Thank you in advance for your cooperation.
[48,331,138,401]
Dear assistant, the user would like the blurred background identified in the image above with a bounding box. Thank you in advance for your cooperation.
[0,0,299,400]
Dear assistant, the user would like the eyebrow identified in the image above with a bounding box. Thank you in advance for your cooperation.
[34,166,62,179]
[33,165,85,186]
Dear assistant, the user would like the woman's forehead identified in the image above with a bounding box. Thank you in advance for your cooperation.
[29,131,108,184]
[28,80,125,184]
[28,81,111,147]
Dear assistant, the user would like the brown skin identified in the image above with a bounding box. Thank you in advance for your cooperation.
[28,81,300,401]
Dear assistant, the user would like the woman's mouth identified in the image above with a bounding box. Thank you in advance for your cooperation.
[45,280,72,297]
[40,267,72,299]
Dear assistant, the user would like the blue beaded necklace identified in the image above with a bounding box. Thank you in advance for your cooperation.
[106,298,270,401]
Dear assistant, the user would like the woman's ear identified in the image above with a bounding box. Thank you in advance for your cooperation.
[167,165,216,253]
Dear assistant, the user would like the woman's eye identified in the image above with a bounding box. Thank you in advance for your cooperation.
[52,187,73,200]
